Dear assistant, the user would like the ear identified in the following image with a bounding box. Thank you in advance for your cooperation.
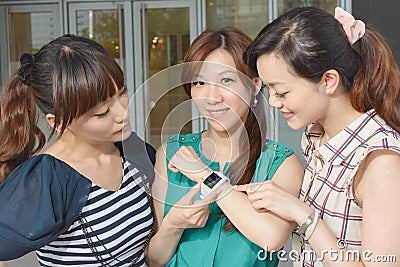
[252,77,263,96]
[45,114,62,133]
[320,69,340,96]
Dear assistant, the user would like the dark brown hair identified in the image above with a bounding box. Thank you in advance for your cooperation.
[0,34,124,182]
[245,7,400,133]
[183,27,267,231]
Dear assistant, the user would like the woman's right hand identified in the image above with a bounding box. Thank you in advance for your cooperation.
[235,180,312,225]
[163,182,218,230]
[168,146,213,182]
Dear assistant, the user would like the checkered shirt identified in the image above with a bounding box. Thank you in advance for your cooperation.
[292,110,400,267]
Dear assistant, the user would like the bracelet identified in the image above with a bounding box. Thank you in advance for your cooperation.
[304,210,319,241]
[295,210,315,237]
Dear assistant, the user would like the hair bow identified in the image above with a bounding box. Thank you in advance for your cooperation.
[334,7,365,45]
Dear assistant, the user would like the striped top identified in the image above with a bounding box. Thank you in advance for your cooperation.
[292,110,400,267]
[36,157,154,267]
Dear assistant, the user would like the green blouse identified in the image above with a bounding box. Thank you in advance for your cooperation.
[164,132,294,267]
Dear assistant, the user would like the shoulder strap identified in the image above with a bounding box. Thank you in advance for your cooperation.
[117,132,156,185]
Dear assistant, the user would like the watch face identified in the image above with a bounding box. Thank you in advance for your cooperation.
[203,172,222,189]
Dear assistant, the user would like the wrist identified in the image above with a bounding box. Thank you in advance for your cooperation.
[200,171,230,199]
[215,181,233,201]
[163,214,186,233]
[294,207,318,239]
[198,168,213,182]
[182,168,213,182]
[294,205,313,226]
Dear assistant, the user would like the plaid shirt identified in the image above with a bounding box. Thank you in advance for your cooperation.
[292,110,400,267]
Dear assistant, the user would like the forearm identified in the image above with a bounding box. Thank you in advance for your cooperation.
[145,219,184,267]
[304,217,366,267]
[216,183,294,250]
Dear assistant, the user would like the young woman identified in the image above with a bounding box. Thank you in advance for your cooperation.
[146,27,304,267]
[238,6,400,266]
[0,34,155,266]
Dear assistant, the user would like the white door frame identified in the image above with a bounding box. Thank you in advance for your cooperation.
[132,0,199,140]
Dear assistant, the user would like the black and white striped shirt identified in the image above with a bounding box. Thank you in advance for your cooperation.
[36,158,154,266]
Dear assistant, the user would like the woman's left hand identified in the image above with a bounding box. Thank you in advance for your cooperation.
[235,181,312,225]
[168,146,212,182]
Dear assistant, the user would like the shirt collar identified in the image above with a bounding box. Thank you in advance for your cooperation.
[304,110,382,165]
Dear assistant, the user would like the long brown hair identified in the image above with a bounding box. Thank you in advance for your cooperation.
[183,27,267,231]
[245,7,400,132]
[0,34,124,182]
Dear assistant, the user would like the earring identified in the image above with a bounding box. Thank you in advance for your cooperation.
[326,89,331,94]
[252,97,258,107]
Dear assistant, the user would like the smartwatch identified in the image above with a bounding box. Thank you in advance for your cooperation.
[200,171,230,199]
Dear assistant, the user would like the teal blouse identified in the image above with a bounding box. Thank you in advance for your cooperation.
[164,132,294,267]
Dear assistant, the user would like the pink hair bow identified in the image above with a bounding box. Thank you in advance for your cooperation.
[334,7,365,45]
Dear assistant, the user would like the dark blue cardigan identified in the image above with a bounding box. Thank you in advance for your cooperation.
[0,132,155,260]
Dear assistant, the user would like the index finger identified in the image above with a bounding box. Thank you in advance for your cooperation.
[234,184,249,192]
[234,182,264,193]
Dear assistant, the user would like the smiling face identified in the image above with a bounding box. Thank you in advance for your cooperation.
[257,53,329,130]
[65,87,131,144]
[190,49,255,134]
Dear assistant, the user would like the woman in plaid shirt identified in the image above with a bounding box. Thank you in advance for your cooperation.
[237,6,400,267]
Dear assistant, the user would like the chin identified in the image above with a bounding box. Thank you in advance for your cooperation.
[207,121,228,132]
[287,122,306,131]
[112,130,132,143]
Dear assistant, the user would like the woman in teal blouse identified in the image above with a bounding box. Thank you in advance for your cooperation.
[146,27,304,267]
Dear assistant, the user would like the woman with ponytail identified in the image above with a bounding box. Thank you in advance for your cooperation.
[0,34,156,266]
[238,6,400,266]
[146,27,304,267]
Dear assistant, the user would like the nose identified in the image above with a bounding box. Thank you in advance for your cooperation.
[206,83,224,105]
[268,94,283,109]
[113,96,129,123]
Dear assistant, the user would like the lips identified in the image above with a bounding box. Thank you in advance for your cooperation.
[207,108,229,118]
[281,111,294,120]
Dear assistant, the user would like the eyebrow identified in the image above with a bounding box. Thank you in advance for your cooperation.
[218,70,238,75]
[194,70,238,78]
[264,81,285,87]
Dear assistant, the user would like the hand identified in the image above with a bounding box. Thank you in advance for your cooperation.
[164,182,219,230]
[235,181,312,225]
[168,146,212,182]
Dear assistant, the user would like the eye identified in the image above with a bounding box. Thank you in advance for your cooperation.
[221,78,234,84]
[94,108,110,118]
[192,81,205,86]
[274,92,288,98]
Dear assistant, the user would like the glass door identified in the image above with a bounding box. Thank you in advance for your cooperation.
[0,4,61,148]
[133,0,199,148]
[67,2,131,74]
[0,4,60,88]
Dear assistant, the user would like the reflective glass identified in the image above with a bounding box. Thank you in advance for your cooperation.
[206,0,270,39]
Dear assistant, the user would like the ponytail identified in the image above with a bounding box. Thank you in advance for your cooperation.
[351,27,400,132]
[0,75,45,182]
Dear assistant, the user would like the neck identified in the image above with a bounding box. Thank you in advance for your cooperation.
[318,94,364,143]
[45,132,119,162]
[201,129,241,163]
